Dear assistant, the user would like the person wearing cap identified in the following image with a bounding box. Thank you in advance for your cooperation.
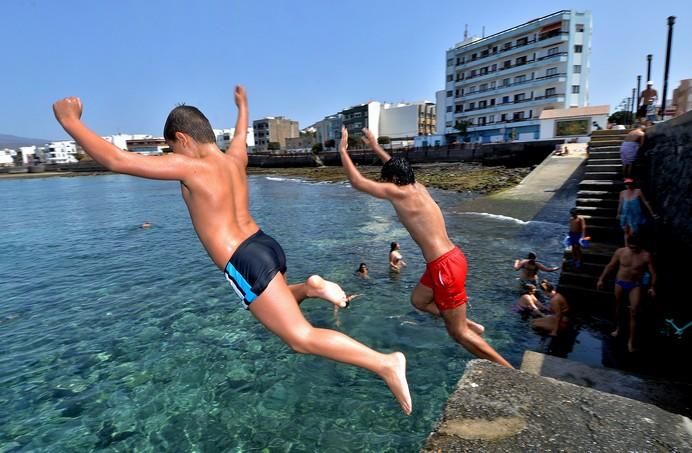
[637,81,658,120]
[619,124,646,178]
[617,178,657,246]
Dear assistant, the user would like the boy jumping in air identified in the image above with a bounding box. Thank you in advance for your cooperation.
[52,87,411,414]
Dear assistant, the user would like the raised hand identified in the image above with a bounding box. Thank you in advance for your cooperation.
[339,126,349,152]
[234,85,247,110]
[53,97,83,126]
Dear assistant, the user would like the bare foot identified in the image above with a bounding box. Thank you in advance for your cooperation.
[305,275,349,308]
[611,329,620,338]
[382,352,412,415]
[467,320,485,335]
[628,340,637,353]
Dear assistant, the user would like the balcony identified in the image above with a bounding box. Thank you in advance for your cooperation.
[457,73,567,101]
[456,93,565,116]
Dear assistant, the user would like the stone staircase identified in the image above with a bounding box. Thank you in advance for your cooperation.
[558,129,630,310]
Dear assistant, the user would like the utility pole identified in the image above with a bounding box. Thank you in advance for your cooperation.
[660,16,675,120]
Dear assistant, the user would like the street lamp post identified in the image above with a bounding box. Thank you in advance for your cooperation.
[631,88,636,125]
[636,75,642,112]
[646,54,653,82]
[660,16,675,120]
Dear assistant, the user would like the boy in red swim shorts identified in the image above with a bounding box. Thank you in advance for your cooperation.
[340,127,512,368]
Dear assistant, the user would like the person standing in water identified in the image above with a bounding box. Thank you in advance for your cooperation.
[513,252,560,287]
[53,87,412,415]
[389,242,407,273]
[339,127,512,368]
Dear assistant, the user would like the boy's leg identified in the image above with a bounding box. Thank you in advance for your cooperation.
[411,283,484,334]
[287,275,349,308]
[627,288,642,352]
[611,284,625,337]
[441,305,513,368]
[250,273,412,414]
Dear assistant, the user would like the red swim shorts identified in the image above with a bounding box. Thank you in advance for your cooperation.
[419,246,468,311]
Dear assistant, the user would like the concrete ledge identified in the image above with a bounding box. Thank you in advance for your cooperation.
[422,360,692,452]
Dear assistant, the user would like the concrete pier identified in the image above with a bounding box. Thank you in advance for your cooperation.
[422,360,692,452]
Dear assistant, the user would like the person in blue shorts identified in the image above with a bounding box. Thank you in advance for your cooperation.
[567,208,587,268]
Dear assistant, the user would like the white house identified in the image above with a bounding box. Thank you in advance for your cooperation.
[45,141,78,164]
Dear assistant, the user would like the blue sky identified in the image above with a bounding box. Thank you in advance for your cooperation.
[2,0,690,140]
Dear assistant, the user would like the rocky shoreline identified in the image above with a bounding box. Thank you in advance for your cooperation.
[248,163,532,194]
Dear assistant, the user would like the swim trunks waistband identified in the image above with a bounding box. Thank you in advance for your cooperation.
[615,279,639,291]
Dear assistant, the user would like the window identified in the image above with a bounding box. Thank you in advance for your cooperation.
[548,46,559,56]
[515,56,527,65]
[503,60,511,69]
[514,93,525,102]
[456,57,461,65]
[501,113,507,121]
[447,74,453,82]
[446,106,452,112]
[516,37,528,46]
[469,102,475,110]
[492,46,498,53]
[574,45,583,53]
[455,104,463,113]
[469,86,476,94]
[480,83,488,92]
[503,42,512,50]
[446,90,453,97]
[490,98,496,106]
[546,67,558,76]
[502,78,510,87]
[479,100,487,108]
[572,85,580,94]
[514,75,526,83]
[480,67,488,75]
[502,96,510,104]
[490,81,496,88]
[573,64,582,73]
[545,87,556,97]
[489,115,495,123]
[470,69,477,77]
[447,58,454,66]
[455,89,461,96]
[478,117,487,126]
[513,111,525,120]
[481,49,489,57]
[576,24,585,32]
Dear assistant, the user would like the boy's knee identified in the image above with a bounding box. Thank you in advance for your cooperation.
[285,329,312,354]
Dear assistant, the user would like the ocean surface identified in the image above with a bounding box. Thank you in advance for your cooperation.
[0,174,600,451]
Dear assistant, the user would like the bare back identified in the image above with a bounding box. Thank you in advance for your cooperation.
[624,128,645,143]
[181,149,259,270]
[388,183,454,262]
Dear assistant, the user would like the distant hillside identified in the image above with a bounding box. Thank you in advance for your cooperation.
[0,134,50,149]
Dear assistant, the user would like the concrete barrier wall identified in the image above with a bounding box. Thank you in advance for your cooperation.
[640,110,692,319]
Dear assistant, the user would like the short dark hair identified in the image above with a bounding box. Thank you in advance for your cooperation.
[570,208,578,216]
[390,242,399,252]
[163,105,216,144]
[540,280,554,293]
[628,234,641,247]
[381,157,415,185]
[523,283,536,293]
[527,252,537,260]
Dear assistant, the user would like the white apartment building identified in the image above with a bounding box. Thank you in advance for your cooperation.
[443,10,592,142]
[213,127,255,152]
[0,149,15,166]
[379,102,436,141]
[311,114,343,148]
[45,140,78,164]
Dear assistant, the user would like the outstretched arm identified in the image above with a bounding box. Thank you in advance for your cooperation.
[53,97,195,181]
[339,127,399,200]
[537,262,560,272]
[362,128,391,163]
[597,251,620,290]
[227,85,248,166]
[637,189,656,218]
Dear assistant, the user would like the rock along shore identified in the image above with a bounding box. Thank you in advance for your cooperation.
[248,163,532,194]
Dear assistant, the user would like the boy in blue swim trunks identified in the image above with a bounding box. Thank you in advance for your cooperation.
[597,235,657,352]
[567,208,587,268]
[52,86,412,415]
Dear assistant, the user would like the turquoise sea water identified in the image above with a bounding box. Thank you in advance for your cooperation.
[1,174,585,451]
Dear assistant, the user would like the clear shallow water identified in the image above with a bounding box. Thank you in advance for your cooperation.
[2,174,577,452]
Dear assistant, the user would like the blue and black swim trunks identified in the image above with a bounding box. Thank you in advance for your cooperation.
[224,229,287,309]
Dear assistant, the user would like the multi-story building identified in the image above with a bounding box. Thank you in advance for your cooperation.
[311,114,343,149]
[673,79,692,117]
[214,128,255,152]
[340,102,382,144]
[45,140,78,164]
[285,134,317,152]
[443,10,592,142]
[253,117,299,152]
[379,101,436,141]
[126,138,169,155]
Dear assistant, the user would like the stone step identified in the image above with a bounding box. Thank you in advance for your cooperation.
[586,158,622,165]
[583,171,622,181]
[577,190,620,200]
[591,129,631,136]
[579,180,623,191]
[584,224,623,242]
[559,260,604,276]
[559,271,608,288]
[589,145,621,151]
[588,139,624,147]
[585,163,622,173]
[575,205,618,217]
[588,151,621,160]
[557,283,614,306]
[576,197,620,208]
